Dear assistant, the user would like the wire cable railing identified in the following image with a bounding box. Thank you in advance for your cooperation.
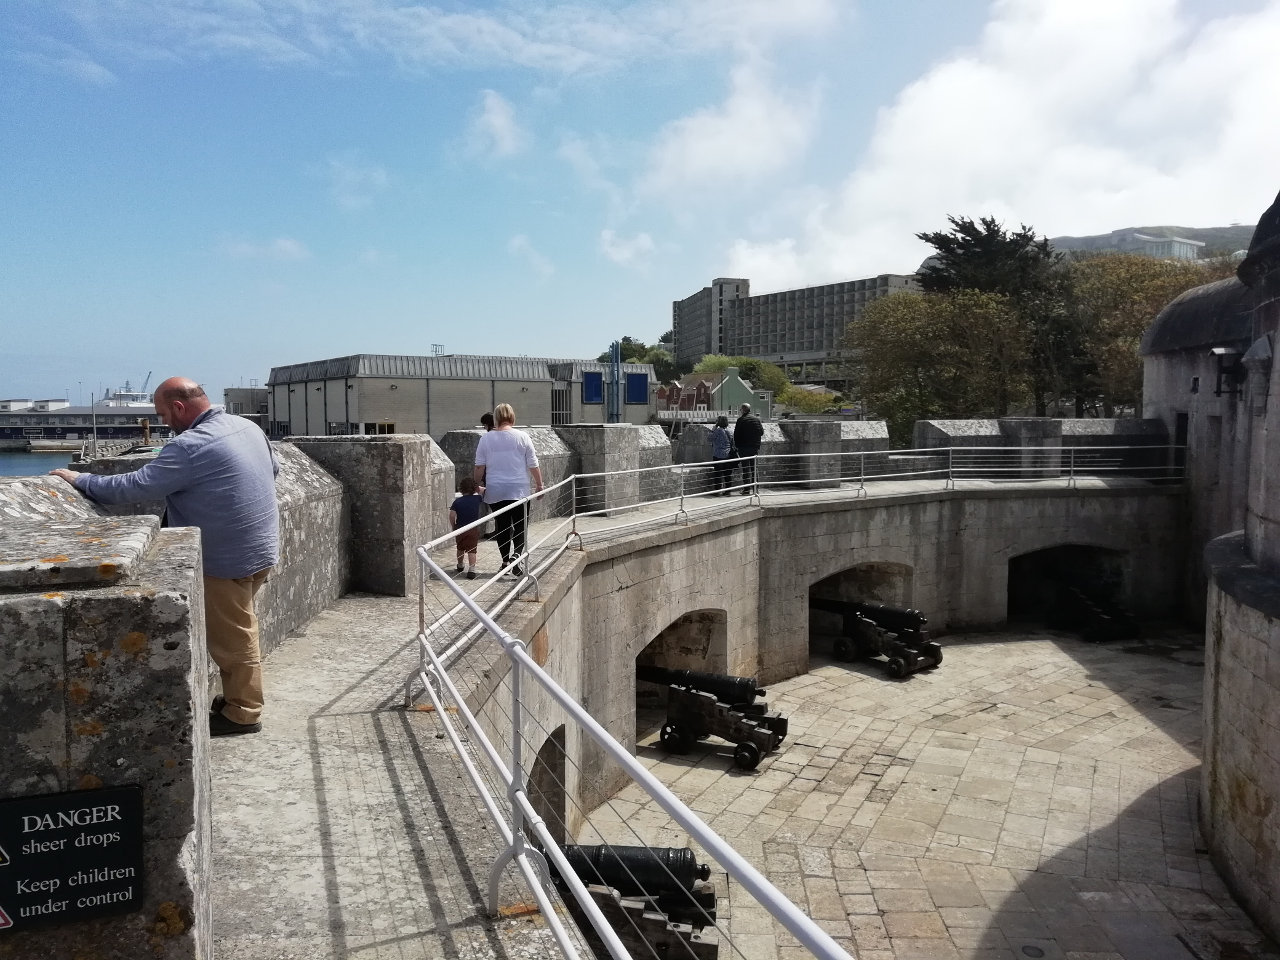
[406,542,854,960]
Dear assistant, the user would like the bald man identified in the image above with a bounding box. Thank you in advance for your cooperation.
[52,377,279,737]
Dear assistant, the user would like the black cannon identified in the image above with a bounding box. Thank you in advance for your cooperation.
[810,597,943,678]
[637,666,788,770]
[555,845,718,957]
[561,844,709,896]
[635,666,764,706]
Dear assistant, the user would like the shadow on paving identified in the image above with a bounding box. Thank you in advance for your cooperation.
[210,594,563,960]
[952,628,1277,960]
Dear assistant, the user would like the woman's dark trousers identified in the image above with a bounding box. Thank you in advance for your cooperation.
[490,499,528,565]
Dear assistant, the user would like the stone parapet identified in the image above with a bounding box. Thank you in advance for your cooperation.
[0,518,210,959]
[1202,531,1280,944]
[45,442,348,658]
[286,435,447,596]
[554,424,640,514]
[778,419,842,489]
[636,424,677,503]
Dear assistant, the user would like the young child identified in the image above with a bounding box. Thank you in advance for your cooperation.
[449,477,485,579]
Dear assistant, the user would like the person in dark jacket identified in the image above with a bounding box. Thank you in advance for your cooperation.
[733,403,764,494]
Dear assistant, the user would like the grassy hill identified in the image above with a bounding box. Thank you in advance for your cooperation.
[1050,224,1256,256]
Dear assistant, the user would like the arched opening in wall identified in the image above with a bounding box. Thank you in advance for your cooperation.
[633,609,728,744]
[808,562,914,661]
[527,725,567,848]
[1007,544,1137,642]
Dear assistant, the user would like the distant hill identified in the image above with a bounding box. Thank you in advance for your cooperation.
[1050,224,1256,256]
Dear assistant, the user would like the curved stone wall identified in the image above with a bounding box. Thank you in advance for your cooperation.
[470,483,1182,828]
[1203,532,1280,942]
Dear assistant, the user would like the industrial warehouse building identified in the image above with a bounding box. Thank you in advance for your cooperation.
[266,354,658,439]
[672,273,919,389]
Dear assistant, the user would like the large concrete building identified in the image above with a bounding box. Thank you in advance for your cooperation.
[672,274,918,388]
[265,353,657,439]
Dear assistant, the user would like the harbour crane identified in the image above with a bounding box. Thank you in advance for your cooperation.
[140,371,152,395]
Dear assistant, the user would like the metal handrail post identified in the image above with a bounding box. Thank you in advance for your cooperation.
[487,644,550,911]
[947,446,954,489]
[1069,446,1076,488]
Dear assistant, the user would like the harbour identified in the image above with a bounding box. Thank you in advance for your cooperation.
[0,451,75,477]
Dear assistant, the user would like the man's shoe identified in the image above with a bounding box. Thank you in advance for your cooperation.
[466,571,476,580]
[210,712,261,737]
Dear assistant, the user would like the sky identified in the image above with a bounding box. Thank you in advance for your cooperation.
[3,0,1280,401]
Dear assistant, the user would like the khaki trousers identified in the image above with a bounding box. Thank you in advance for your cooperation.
[204,568,271,725]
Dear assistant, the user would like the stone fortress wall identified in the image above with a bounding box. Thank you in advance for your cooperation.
[1,398,1275,953]
[1184,191,1280,944]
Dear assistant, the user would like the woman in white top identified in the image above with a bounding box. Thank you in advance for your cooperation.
[473,403,544,577]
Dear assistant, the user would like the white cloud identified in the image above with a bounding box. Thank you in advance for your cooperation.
[600,229,654,267]
[219,236,311,261]
[323,152,389,210]
[728,0,1280,287]
[508,234,554,278]
[468,90,526,157]
[640,59,818,198]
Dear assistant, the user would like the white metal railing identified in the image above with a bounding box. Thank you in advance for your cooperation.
[406,542,854,960]
[402,441,1183,958]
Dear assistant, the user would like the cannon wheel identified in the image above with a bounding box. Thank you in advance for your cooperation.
[660,723,691,753]
[733,741,762,771]
[832,636,855,662]
[885,657,908,679]
[925,642,943,666]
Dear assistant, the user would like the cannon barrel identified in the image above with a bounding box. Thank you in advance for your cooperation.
[561,844,710,896]
[635,666,765,704]
[849,600,928,631]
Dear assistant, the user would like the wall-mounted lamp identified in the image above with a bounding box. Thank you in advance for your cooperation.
[389,384,398,390]
[347,384,354,390]
[1190,376,1200,395]
[521,386,528,392]
[1210,346,1245,397]
[314,386,321,392]
[289,388,296,394]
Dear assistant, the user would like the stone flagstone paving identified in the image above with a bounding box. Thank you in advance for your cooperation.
[583,627,1278,960]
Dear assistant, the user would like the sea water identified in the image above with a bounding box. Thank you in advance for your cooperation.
[0,451,76,477]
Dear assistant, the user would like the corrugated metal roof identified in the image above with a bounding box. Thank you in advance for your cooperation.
[268,353,656,385]
[1139,278,1256,356]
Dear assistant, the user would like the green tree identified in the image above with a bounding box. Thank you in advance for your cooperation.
[691,355,789,397]
[778,385,837,414]
[917,216,1079,414]
[846,289,1031,443]
[1066,253,1240,414]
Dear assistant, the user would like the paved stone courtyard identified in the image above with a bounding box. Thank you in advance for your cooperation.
[586,627,1276,960]
[210,569,1277,959]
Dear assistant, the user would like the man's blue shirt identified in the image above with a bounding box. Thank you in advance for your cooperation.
[74,407,280,579]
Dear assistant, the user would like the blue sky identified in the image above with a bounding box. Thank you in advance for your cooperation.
[3,0,1279,401]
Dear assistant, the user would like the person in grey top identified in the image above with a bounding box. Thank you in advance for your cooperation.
[710,415,734,495]
[52,377,279,737]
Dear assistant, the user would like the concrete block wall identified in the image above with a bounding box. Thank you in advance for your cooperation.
[0,513,210,959]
